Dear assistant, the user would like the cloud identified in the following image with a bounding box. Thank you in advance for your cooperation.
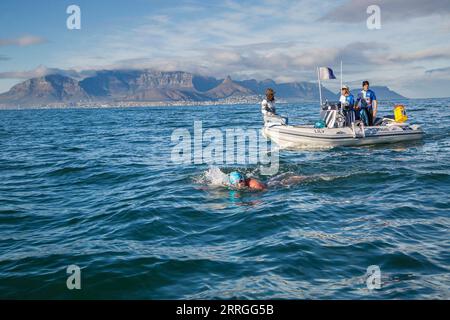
[424,66,450,80]
[62,0,399,82]
[0,35,46,47]
[148,14,170,24]
[383,47,450,63]
[0,55,10,61]
[0,65,94,80]
[320,0,450,23]
[86,40,388,84]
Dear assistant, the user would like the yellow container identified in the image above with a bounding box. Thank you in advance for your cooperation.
[394,105,408,122]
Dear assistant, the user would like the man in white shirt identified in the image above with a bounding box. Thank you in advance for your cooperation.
[261,88,288,125]
[261,88,276,115]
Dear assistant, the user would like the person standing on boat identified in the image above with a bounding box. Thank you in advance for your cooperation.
[339,85,355,126]
[356,80,377,126]
[261,88,276,116]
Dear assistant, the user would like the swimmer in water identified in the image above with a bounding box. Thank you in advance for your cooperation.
[228,171,266,191]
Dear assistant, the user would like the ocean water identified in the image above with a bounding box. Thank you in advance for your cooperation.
[0,99,449,299]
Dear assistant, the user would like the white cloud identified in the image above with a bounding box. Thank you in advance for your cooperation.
[0,35,46,47]
[0,65,92,80]
[384,47,450,63]
[320,0,450,23]
[425,66,450,78]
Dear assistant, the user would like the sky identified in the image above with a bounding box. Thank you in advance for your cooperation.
[0,0,450,98]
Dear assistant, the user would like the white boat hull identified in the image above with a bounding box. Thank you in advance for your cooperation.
[263,123,424,148]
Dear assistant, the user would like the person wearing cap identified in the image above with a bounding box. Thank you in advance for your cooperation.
[355,80,377,126]
[339,85,355,126]
[261,88,276,116]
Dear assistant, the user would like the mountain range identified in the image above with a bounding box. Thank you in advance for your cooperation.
[350,86,405,100]
[0,69,406,107]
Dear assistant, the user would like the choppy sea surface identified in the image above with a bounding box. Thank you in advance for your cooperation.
[0,99,449,299]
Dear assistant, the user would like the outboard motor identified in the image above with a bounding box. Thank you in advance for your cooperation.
[321,101,345,128]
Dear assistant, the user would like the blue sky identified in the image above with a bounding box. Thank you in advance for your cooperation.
[1,0,450,98]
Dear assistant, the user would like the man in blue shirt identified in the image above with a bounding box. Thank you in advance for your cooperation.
[355,80,377,126]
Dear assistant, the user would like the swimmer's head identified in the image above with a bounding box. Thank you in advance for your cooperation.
[229,171,245,187]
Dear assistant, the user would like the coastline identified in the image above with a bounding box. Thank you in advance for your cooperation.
[0,97,431,111]
[0,96,258,110]
[1,97,442,111]
[0,95,284,110]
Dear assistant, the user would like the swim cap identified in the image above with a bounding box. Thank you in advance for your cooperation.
[229,171,244,185]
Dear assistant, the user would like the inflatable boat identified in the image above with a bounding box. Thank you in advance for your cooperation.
[262,102,424,149]
[262,65,424,149]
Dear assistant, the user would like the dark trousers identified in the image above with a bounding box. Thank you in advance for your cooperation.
[344,110,355,126]
[367,108,374,126]
[357,108,373,126]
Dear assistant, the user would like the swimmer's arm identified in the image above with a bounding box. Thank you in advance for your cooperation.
[248,178,267,190]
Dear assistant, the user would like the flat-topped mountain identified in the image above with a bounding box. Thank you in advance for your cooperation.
[80,70,198,98]
[0,69,405,107]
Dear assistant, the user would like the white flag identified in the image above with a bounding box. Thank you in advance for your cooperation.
[319,67,336,80]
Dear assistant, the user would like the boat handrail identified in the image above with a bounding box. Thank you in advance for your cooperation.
[359,121,365,138]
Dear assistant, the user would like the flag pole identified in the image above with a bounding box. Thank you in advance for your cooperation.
[317,67,322,107]
[340,60,343,90]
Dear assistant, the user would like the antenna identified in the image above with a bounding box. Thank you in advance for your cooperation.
[317,67,323,106]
